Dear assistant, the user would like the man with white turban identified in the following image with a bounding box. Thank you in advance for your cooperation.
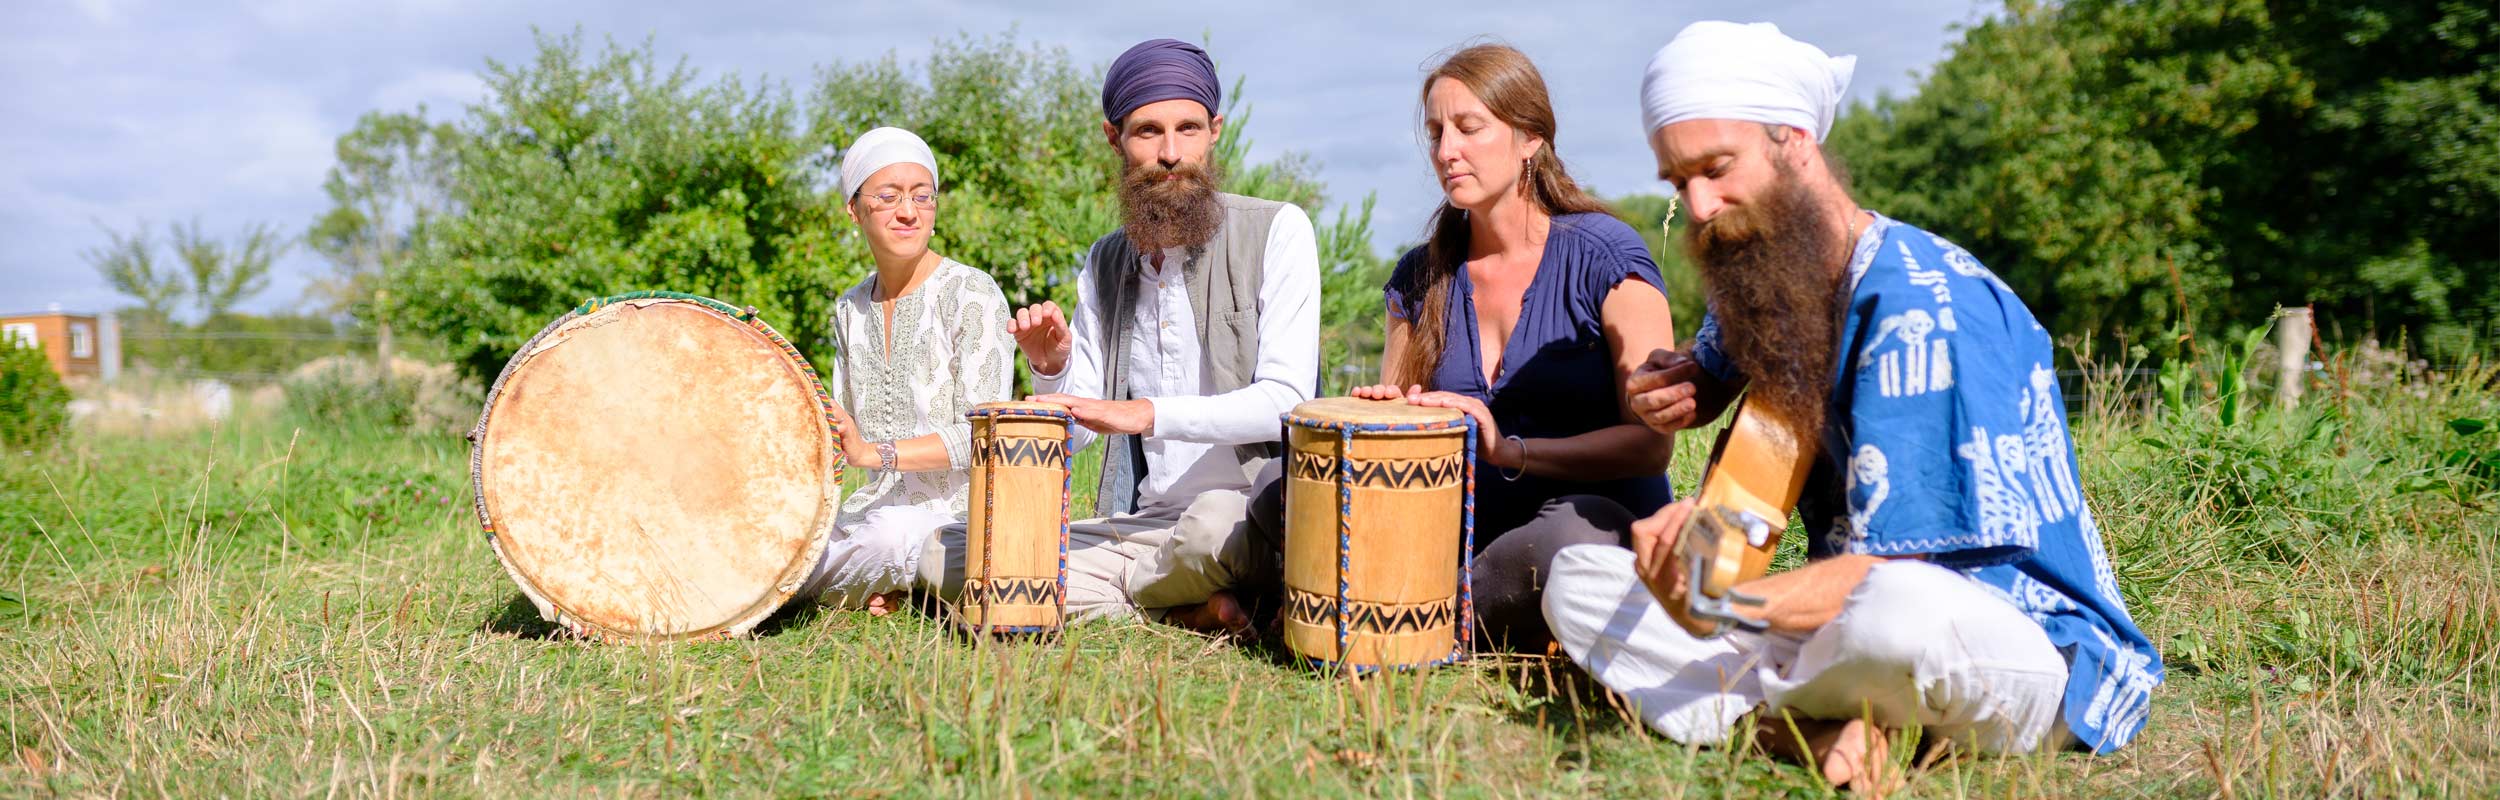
[1538,21,2162,790]
[918,39,1321,633]
[797,126,1015,615]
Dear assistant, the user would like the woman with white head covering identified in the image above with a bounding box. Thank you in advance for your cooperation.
[799,126,1015,615]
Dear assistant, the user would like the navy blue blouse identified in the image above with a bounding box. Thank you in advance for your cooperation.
[1385,212,1675,535]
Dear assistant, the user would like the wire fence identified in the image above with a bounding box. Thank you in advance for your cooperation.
[121,331,379,343]
[115,329,378,387]
[98,328,2480,418]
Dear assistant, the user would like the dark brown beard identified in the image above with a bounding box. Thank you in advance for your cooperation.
[1683,162,1846,437]
[1118,159,1224,252]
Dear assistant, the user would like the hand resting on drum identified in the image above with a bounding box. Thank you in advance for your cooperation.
[1348,383,1424,401]
[1027,393,1155,436]
[1404,391,1523,471]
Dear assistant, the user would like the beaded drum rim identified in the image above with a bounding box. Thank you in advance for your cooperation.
[959,402,1074,635]
[1282,403,1467,434]
[965,404,1076,421]
[467,290,846,643]
[1282,410,1478,673]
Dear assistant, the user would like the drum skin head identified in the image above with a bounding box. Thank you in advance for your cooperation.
[1288,397,1464,427]
[474,297,840,641]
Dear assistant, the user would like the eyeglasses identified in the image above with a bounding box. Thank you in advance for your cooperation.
[860,190,938,211]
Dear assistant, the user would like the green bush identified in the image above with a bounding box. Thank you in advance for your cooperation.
[398,31,1388,388]
[283,359,421,431]
[0,339,70,449]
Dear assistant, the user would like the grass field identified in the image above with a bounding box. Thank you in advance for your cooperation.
[4,362,2496,797]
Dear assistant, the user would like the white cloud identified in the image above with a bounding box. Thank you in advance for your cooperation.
[369,68,487,117]
[72,0,117,25]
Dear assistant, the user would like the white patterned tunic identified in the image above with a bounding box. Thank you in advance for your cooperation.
[827,258,1015,523]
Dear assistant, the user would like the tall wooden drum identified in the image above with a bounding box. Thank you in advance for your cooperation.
[960,401,1074,633]
[1281,397,1476,671]
[469,292,843,642]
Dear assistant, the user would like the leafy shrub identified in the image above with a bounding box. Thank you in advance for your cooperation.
[397,31,1386,390]
[284,358,420,431]
[0,338,70,449]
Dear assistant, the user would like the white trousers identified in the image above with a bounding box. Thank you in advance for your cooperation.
[1541,546,2071,753]
[797,504,956,608]
[916,488,1266,623]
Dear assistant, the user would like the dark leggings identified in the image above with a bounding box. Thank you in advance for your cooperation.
[1470,495,1637,652]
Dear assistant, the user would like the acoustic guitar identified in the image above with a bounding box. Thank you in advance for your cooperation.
[1662,397,1817,639]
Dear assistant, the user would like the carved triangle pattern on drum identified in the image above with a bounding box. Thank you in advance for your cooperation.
[963,577,1064,607]
[1282,588,1458,634]
[973,437,1069,470]
[1287,451,1465,490]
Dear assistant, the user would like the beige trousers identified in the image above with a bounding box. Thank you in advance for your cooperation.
[916,487,1275,622]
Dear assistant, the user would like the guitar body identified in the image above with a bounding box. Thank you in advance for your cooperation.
[1665,399,1818,639]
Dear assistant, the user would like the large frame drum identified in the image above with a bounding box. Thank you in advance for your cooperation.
[469,292,844,641]
[1281,398,1476,670]
[960,401,1074,633]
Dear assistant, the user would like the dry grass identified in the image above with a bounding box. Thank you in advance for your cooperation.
[2,363,2495,797]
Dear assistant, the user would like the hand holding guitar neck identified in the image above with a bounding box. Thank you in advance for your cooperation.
[1652,396,1818,639]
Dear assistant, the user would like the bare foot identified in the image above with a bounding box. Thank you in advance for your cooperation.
[1757,714,1898,795]
[1164,590,1251,634]
[864,591,905,617]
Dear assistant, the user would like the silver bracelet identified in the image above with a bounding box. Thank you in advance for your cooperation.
[1500,435,1528,482]
[875,441,899,473]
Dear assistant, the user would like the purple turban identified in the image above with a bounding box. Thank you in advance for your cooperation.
[1102,39,1221,124]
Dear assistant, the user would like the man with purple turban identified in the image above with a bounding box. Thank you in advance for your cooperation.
[920,39,1319,633]
[1536,21,2162,791]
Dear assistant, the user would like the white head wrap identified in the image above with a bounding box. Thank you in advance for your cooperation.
[1640,21,1857,141]
[838,126,940,200]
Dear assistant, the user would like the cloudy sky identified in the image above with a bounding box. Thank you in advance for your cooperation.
[1,0,1991,316]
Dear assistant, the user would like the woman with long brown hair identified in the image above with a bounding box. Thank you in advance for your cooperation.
[1353,43,1679,650]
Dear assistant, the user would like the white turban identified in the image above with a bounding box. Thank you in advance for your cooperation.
[838,126,940,200]
[1640,21,1857,142]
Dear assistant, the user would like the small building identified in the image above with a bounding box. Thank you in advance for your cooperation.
[1,309,120,382]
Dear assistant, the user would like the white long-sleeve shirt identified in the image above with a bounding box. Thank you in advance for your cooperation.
[1033,204,1320,515]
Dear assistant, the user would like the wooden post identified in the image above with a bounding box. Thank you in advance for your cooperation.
[375,288,394,368]
[2277,307,2312,409]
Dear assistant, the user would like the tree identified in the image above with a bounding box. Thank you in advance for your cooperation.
[398,30,1393,387]
[169,217,285,322]
[83,221,185,320]
[1828,0,2499,357]
[307,109,462,361]
[398,30,841,382]
[86,217,284,324]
